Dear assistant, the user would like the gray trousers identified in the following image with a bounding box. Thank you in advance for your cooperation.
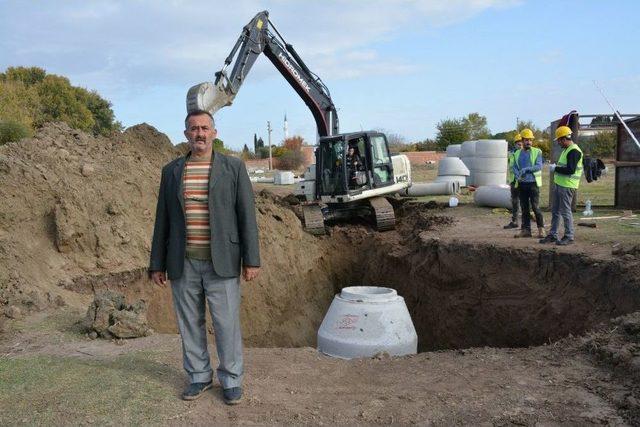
[170,257,243,388]
[549,185,576,240]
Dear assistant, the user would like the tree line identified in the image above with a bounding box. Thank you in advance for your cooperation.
[0,66,122,145]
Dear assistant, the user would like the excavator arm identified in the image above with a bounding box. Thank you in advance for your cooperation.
[186,10,339,137]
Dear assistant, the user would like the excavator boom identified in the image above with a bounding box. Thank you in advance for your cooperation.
[186,10,339,137]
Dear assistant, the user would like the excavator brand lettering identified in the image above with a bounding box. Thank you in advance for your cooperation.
[278,52,311,93]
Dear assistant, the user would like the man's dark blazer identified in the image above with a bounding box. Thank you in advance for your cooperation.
[149,151,260,280]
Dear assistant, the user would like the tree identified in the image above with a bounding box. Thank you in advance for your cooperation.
[1,66,46,85]
[0,120,31,145]
[462,112,491,140]
[274,135,306,170]
[581,130,616,158]
[0,66,121,137]
[414,138,439,151]
[213,138,226,153]
[590,115,613,126]
[434,113,492,150]
[241,143,255,160]
[283,135,304,152]
[435,118,469,150]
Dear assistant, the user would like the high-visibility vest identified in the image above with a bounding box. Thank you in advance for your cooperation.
[507,151,516,184]
[554,143,583,189]
[514,147,542,188]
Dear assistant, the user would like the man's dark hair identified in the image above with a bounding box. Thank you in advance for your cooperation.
[185,110,215,130]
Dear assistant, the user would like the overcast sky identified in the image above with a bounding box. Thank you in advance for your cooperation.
[1,1,639,149]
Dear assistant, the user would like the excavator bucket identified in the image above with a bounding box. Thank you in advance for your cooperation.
[186,79,236,115]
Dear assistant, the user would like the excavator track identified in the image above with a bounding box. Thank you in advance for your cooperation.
[369,197,396,231]
[303,204,326,235]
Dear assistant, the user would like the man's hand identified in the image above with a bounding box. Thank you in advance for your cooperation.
[151,271,167,286]
[549,163,556,172]
[242,266,260,282]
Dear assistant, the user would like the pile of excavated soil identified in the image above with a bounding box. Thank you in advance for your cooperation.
[0,122,178,315]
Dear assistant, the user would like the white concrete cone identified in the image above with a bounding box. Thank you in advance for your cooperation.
[317,286,418,359]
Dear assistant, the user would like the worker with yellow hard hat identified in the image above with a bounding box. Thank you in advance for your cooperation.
[503,132,523,229]
[539,125,583,246]
[512,128,545,238]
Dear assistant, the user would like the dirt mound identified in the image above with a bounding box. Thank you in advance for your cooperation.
[0,122,179,316]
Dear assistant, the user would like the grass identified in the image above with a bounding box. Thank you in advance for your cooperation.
[0,352,185,425]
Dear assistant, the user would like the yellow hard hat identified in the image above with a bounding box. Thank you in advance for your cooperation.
[520,128,535,140]
[514,133,522,142]
[554,125,572,140]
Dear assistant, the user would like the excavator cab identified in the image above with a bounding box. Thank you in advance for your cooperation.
[316,132,394,201]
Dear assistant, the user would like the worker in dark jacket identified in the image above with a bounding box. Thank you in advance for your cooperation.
[149,110,260,405]
[504,133,523,229]
[539,126,583,246]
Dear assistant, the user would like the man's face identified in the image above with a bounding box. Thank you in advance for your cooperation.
[557,137,571,148]
[184,114,217,155]
[522,138,533,150]
[348,147,354,156]
[515,141,523,150]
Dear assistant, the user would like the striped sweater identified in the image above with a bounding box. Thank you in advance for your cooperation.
[183,158,212,260]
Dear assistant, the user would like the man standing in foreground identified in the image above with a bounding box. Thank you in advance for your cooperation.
[149,109,260,405]
[503,133,523,229]
[539,125,583,246]
[512,128,545,238]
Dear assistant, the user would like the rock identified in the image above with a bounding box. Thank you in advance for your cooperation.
[54,295,66,307]
[88,331,98,340]
[85,291,150,339]
[4,305,21,319]
[57,149,70,160]
[108,309,151,338]
[84,290,126,338]
[81,163,95,177]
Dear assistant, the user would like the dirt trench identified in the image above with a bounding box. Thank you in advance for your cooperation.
[69,200,640,353]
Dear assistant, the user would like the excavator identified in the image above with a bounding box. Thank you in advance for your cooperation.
[186,10,411,234]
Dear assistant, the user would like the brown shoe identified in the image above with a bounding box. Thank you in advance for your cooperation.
[514,229,532,238]
[537,227,545,238]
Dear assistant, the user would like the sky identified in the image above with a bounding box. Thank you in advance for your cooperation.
[1,0,639,150]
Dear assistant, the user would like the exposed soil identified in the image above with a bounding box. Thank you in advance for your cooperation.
[2,123,640,425]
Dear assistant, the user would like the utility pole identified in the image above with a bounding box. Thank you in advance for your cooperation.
[267,121,273,170]
[516,116,520,131]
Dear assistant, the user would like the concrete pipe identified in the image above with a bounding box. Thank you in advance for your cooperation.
[437,157,470,176]
[461,156,475,186]
[474,157,508,173]
[475,139,508,158]
[400,181,458,196]
[274,171,295,185]
[446,144,462,158]
[250,176,275,183]
[434,175,467,187]
[317,286,418,359]
[474,184,512,209]
[461,140,477,157]
[474,171,507,187]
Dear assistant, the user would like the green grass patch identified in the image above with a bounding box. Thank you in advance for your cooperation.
[0,352,185,425]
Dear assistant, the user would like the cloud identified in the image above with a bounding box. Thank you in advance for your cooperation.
[0,0,519,90]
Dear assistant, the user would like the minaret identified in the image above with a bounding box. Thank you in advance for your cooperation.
[283,113,289,140]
